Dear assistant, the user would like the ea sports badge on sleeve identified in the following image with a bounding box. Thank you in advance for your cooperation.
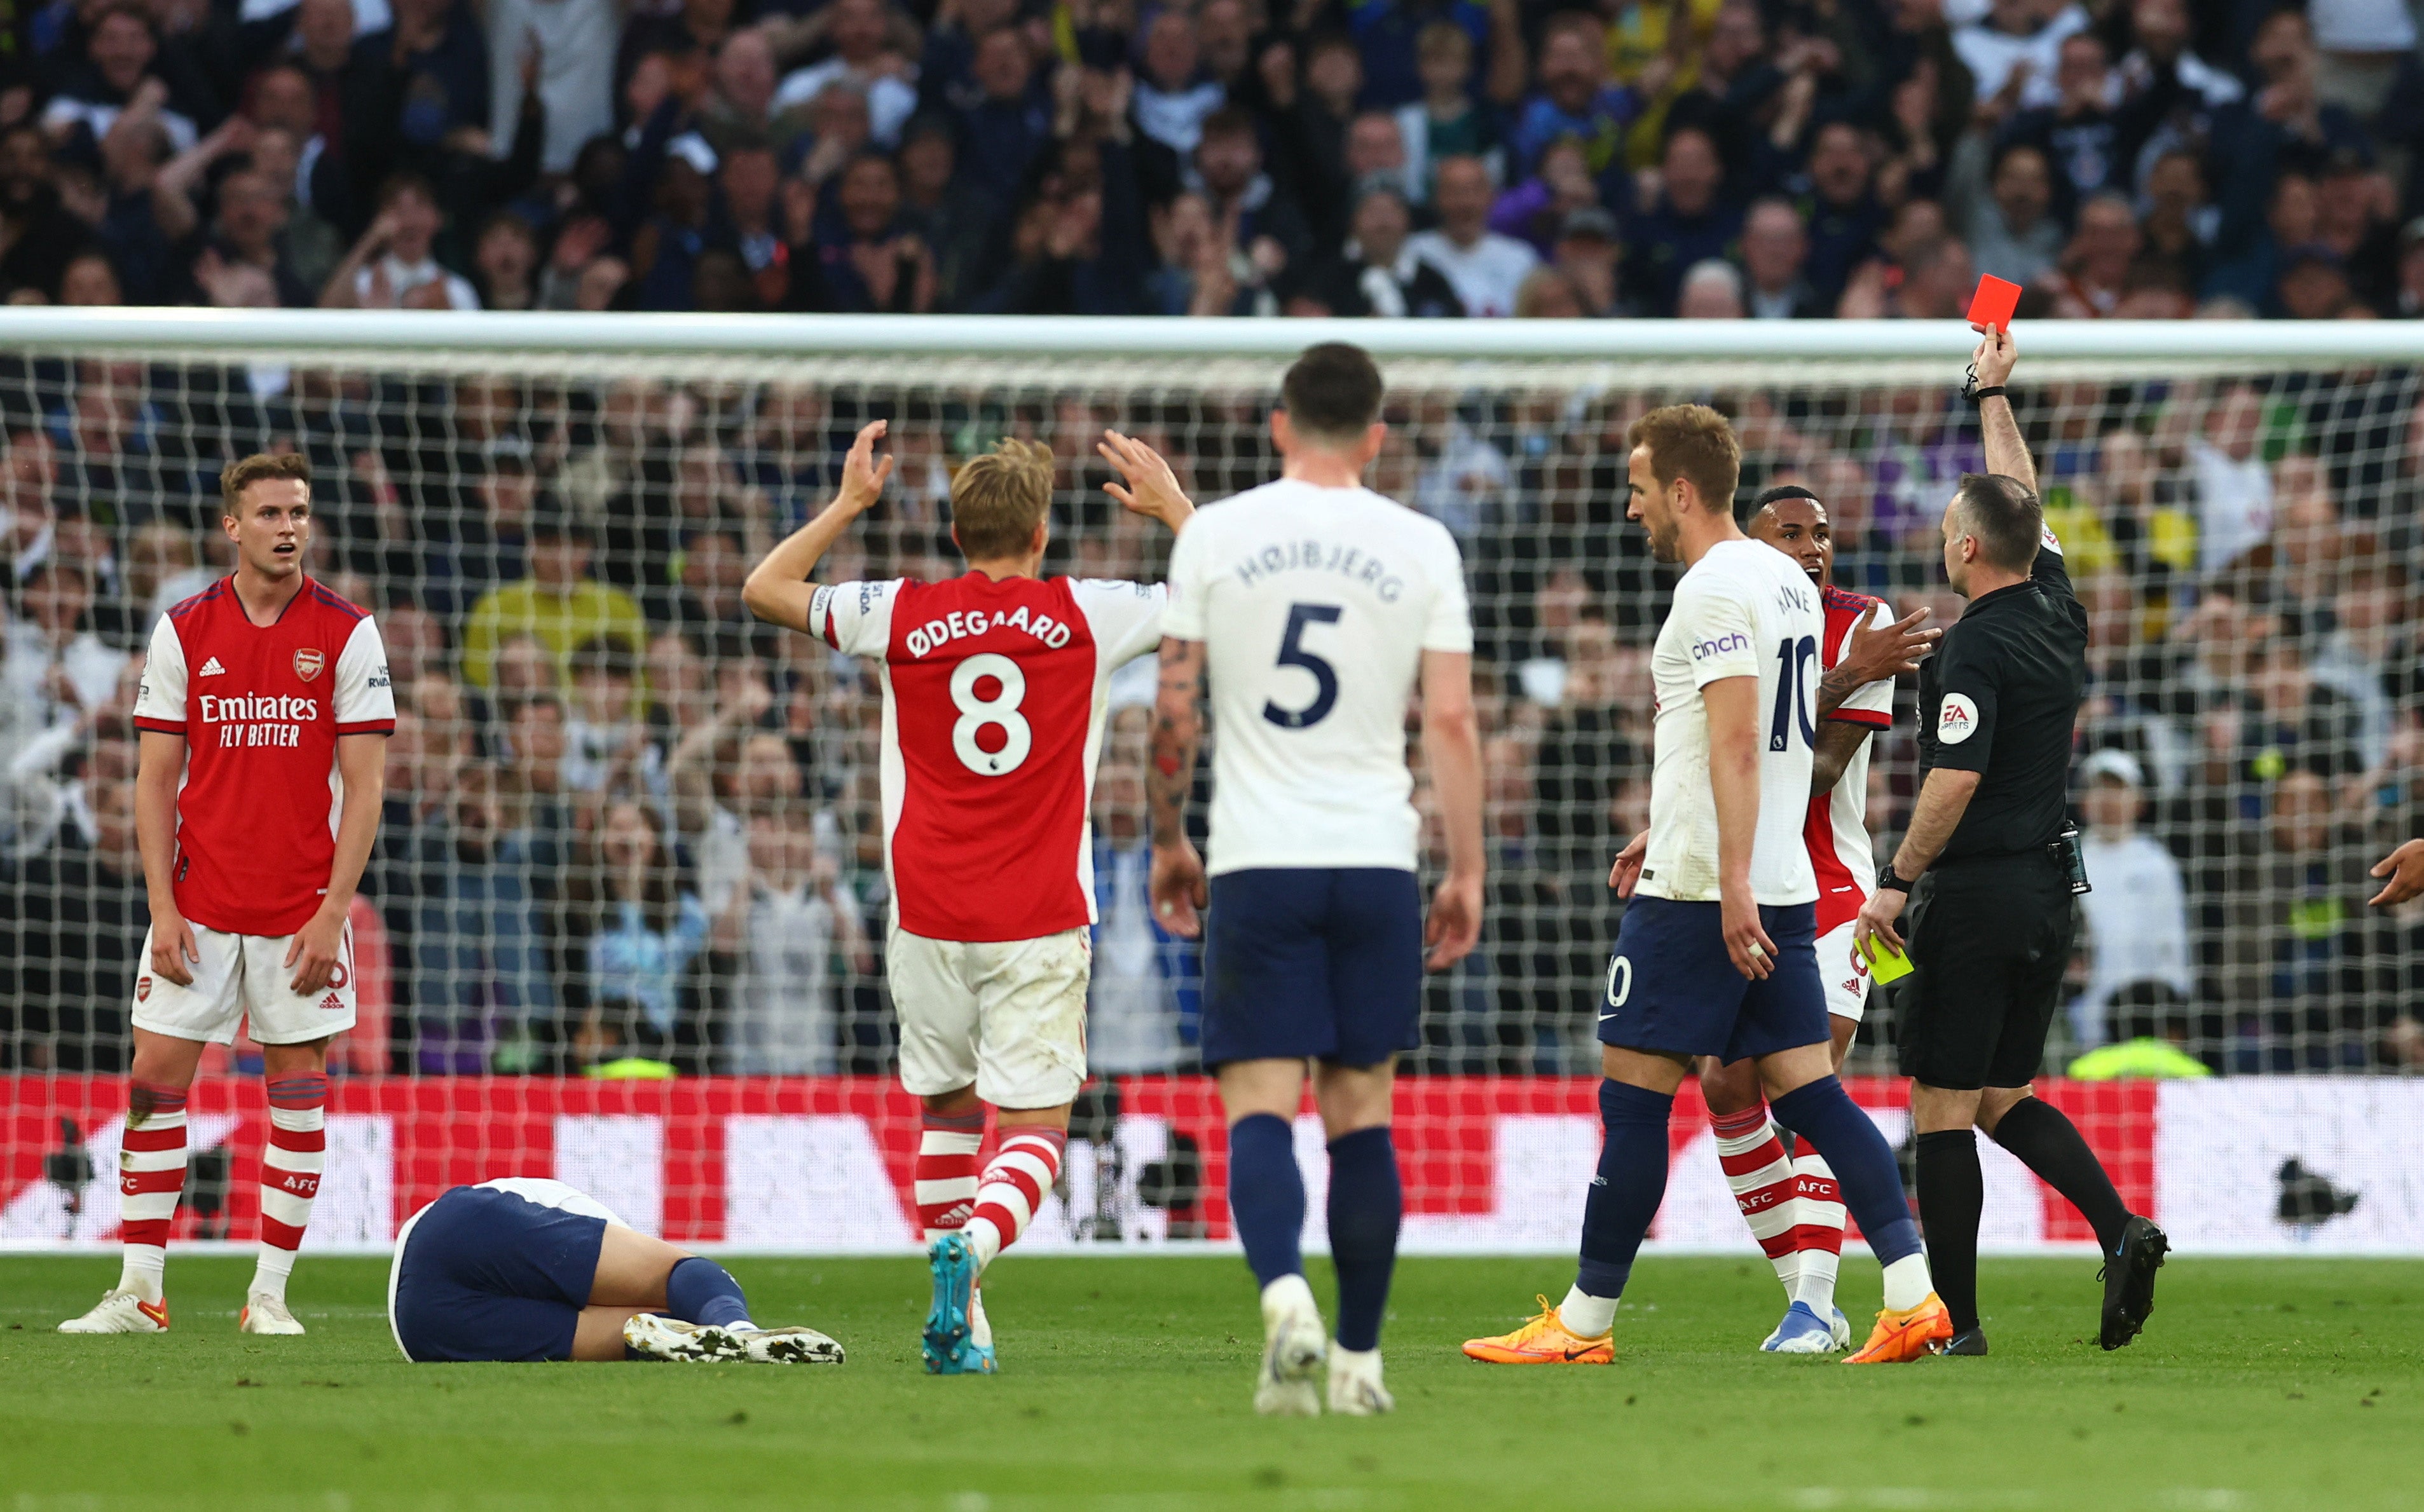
[1859,936,1914,986]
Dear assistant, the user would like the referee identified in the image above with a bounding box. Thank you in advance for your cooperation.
[1853,329,2168,1356]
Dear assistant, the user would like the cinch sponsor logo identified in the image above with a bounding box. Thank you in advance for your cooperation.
[1690,632,1750,661]
[198,693,320,721]
[905,606,1070,658]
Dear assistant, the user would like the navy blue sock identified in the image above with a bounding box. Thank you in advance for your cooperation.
[1771,1078,1922,1266]
[1227,1113,1305,1287]
[665,1256,751,1328]
[1574,1080,1674,1299]
[1325,1126,1402,1352]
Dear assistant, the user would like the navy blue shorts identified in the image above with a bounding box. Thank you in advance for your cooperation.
[1200,868,1422,1070]
[391,1187,605,1363]
[1595,898,1828,1063]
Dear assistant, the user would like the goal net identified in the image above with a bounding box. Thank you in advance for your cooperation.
[2,312,2418,1257]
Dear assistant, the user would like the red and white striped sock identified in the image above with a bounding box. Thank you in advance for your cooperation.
[1711,1103,1804,1298]
[116,1080,189,1304]
[915,1110,985,1244]
[1787,1150,1847,1316]
[964,1127,1067,1272]
[252,1073,329,1302]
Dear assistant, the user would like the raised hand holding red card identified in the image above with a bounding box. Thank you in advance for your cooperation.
[1968,273,2022,332]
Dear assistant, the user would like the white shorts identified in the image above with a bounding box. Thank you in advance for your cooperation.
[888,926,1090,1108]
[130,922,359,1046]
[1819,918,1870,1026]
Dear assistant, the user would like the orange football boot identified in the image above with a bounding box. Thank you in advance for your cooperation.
[1842,1293,1955,1364]
[1462,1296,1614,1365]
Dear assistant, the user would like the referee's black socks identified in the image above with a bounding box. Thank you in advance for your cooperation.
[1915,1130,1984,1334]
[1989,1096,2130,1255]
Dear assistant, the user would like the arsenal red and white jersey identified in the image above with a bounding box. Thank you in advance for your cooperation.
[1805,585,1896,935]
[132,577,395,937]
[810,572,1166,943]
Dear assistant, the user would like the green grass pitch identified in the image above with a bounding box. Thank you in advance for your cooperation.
[1,1255,2417,1511]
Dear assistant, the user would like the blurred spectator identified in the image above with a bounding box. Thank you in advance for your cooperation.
[459,505,648,691]
[2071,749,2194,1049]
[567,795,706,1066]
[1393,22,1501,203]
[2188,380,2273,577]
[1737,196,1820,318]
[1510,12,1634,185]
[1626,125,1741,317]
[486,0,615,173]
[1315,184,1463,318]
[1960,140,2062,289]
[714,805,869,1074]
[1953,0,2088,117]
[1793,119,1884,310]
[1674,257,1744,318]
[0,774,145,1071]
[1087,751,1189,1074]
[41,5,202,155]
[1133,8,1224,160]
[321,174,479,309]
[1551,207,1624,315]
[1189,107,1308,311]
[2045,189,2140,317]
[1407,153,1535,318]
[1488,135,1601,257]
[771,0,918,151]
[6,559,127,731]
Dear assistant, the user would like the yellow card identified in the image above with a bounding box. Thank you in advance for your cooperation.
[1860,936,1914,986]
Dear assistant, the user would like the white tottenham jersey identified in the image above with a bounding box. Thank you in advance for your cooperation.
[1638,538,1823,906]
[1161,478,1472,875]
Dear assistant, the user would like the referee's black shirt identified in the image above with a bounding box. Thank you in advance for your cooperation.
[1915,538,2088,861]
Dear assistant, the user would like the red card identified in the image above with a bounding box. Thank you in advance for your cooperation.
[1968,274,2022,332]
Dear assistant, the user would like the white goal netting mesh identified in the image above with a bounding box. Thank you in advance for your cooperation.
[3,329,2420,1255]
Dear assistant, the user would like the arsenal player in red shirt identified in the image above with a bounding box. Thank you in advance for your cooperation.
[60,453,393,1339]
[744,421,1191,1374]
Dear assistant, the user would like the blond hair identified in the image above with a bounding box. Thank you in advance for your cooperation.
[1626,404,1741,514]
[950,437,1055,559]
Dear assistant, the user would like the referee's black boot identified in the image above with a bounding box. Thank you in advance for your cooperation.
[2099,1215,2169,1351]
[1938,1327,1988,1356]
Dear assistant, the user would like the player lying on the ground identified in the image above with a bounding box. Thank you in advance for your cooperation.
[1697,487,1938,1355]
[387,1178,844,1364]
[1466,404,1953,1369]
[741,420,1193,1375]
[62,453,394,1339]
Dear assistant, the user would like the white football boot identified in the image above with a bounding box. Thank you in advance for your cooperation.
[238,1293,306,1335]
[739,1326,847,1365]
[1325,1347,1395,1417]
[1253,1274,1327,1418]
[58,1290,170,1334]
[624,1313,752,1362]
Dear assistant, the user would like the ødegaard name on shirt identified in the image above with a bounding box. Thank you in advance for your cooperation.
[1232,539,1407,601]
[903,604,1072,658]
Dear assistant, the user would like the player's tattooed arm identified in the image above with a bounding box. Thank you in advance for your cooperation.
[1820,606,1936,718]
[742,419,894,633]
[1971,327,2037,496]
[1147,636,1209,938]
[1809,719,1870,796]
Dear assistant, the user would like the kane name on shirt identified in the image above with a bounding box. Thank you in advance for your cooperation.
[132,578,396,937]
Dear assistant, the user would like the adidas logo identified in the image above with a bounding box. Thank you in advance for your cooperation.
[318,992,345,1011]
[198,657,227,678]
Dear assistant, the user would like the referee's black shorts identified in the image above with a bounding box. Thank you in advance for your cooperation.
[1893,850,2076,1090]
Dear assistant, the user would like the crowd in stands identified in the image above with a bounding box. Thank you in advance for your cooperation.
[3,349,2424,1079]
[4,0,2424,320]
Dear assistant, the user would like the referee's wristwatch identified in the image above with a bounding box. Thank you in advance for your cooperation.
[1876,864,1912,893]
